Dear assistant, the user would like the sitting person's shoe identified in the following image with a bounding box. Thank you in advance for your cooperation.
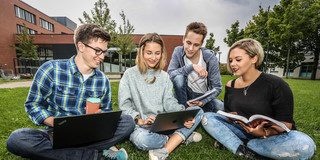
[236,145,271,160]
[214,140,225,150]
[109,146,119,151]
[100,147,128,160]
[149,148,169,160]
[184,131,202,145]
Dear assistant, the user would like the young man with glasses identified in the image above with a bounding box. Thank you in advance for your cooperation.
[7,24,135,160]
[168,22,224,113]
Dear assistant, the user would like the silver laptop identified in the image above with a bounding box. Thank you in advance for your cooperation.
[142,109,200,133]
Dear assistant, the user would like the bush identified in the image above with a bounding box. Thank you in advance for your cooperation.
[220,64,232,75]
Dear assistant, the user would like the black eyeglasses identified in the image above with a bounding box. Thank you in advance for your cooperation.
[81,42,108,56]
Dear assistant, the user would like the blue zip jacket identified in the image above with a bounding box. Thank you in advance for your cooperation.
[167,46,222,106]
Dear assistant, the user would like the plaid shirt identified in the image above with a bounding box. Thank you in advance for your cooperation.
[25,56,112,126]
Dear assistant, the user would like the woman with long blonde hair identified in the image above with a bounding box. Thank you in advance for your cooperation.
[119,33,203,160]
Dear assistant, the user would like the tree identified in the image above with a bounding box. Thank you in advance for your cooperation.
[113,10,136,71]
[244,6,280,72]
[79,0,116,33]
[224,20,244,47]
[11,25,38,59]
[298,0,320,80]
[242,0,319,79]
[205,33,220,56]
[245,6,270,71]
[267,0,307,78]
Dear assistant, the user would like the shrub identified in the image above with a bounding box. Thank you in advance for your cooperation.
[220,64,232,75]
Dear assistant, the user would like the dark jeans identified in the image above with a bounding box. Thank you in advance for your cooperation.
[172,75,224,112]
[6,114,135,160]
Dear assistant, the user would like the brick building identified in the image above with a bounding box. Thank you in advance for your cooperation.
[0,0,183,75]
[0,0,75,72]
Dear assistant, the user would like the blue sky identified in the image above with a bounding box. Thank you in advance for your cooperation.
[22,0,280,63]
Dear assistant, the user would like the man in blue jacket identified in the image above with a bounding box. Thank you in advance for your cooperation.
[168,22,223,112]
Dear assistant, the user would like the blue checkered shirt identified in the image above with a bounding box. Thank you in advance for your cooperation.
[25,56,112,126]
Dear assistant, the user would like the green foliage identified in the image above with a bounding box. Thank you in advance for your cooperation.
[79,0,136,71]
[11,25,38,59]
[113,10,136,71]
[224,20,244,47]
[1,78,319,159]
[244,6,274,72]
[78,0,116,33]
[242,0,319,79]
[219,65,232,75]
[267,0,312,77]
[297,0,320,80]
[205,33,220,55]
[113,10,136,56]
[244,6,275,54]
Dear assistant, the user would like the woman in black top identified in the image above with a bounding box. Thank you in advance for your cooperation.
[202,38,315,159]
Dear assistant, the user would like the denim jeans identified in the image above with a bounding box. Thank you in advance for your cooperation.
[172,75,224,112]
[6,114,135,160]
[130,107,203,151]
[202,112,316,160]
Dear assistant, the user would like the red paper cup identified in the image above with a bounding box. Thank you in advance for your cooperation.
[86,98,100,114]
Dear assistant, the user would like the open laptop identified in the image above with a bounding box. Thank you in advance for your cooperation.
[47,110,122,149]
[142,109,200,133]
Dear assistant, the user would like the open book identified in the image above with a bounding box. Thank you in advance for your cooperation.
[217,110,290,132]
[188,88,216,103]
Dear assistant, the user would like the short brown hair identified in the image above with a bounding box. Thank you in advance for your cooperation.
[73,24,111,50]
[185,22,207,43]
[136,33,167,73]
[227,38,264,73]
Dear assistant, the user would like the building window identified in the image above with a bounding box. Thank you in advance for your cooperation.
[299,63,313,78]
[38,47,53,60]
[17,24,37,34]
[270,68,278,74]
[40,18,54,32]
[283,68,294,77]
[14,5,36,24]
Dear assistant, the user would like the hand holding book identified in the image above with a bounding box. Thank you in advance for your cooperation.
[217,110,290,132]
[235,120,272,138]
[187,101,202,107]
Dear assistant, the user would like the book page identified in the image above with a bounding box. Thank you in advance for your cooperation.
[216,110,249,123]
[249,115,291,132]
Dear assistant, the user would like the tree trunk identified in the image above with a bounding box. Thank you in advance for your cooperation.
[265,39,270,73]
[119,55,122,72]
[285,47,291,78]
[124,54,127,71]
[311,51,319,80]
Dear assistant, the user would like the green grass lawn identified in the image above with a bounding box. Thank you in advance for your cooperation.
[0,75,319,160]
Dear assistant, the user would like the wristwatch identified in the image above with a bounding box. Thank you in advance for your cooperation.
[134,116,140,124]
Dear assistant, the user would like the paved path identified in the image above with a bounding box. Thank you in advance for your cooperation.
[0,81,33,88]
[0,75,121,88]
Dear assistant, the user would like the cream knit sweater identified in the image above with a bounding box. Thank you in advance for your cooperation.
[118,66,184,120]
